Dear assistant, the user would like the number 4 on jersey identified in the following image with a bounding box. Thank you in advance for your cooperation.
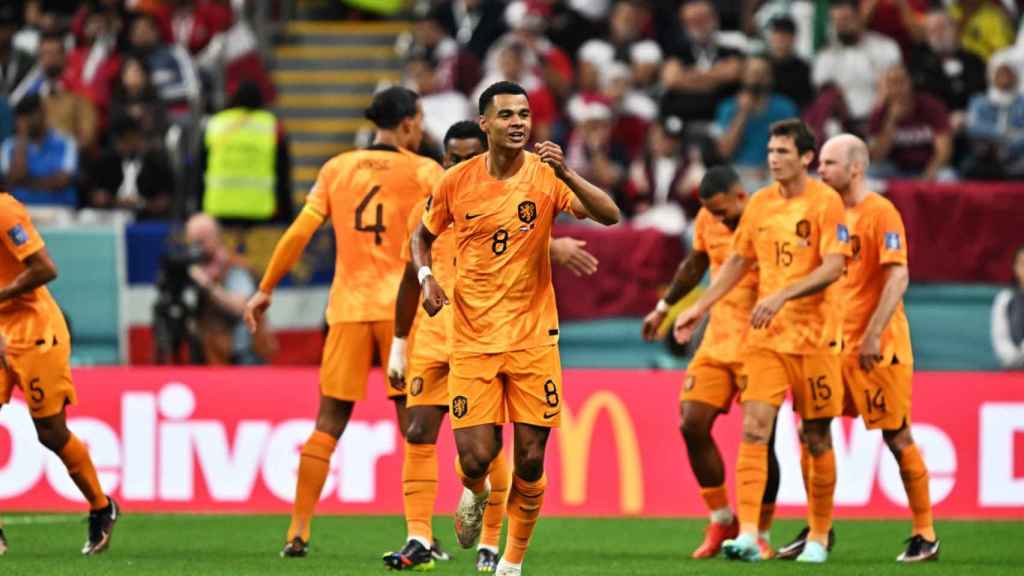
[356,185,386,245]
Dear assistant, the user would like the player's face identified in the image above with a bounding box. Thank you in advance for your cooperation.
[481,93,531,151]
[443,137,486,168]
[701,184,747,230]
[400,103,425,151]
[817,140,852,193]
[767,135,810,183]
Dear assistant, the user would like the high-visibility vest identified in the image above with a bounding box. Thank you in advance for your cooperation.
[203,108,277,219]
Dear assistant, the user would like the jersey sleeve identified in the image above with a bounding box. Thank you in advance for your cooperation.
[402,199,427,262]
[422,174,453,236]
[0,203,45,261]
[819,191,852,258]
[730,200,758,260]
[303,162,334,219]
[553,173,587,219]
[692,209,709,253]
[876,202,908,267]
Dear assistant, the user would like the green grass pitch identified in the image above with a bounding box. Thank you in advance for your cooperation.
[0,514,1019,575]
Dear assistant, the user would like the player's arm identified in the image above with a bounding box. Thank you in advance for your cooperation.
[859,262,909,370]
[386,262,420,390]
[550,237,599,277]
[673,253,753,343]
[243,207,323,332]
[0,248,58,304]
[642,249,710,341]
[750,253,845,329]
[536,141,621,225]
[411,222,448,316]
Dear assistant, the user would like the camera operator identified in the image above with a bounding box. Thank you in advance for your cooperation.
[184,213,275,365]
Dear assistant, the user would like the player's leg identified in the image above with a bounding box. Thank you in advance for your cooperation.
[284,322,369,556]
[680,400,736,558]
[758,417,781,559]
[0,518,6,556]
[479,437,511,572]
[453,424,502,549]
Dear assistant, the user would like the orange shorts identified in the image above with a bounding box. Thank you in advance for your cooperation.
[740,347,843,420]
[406,352,449,408]
[448,345,562,430]
[0,336,77,419]
[681,354,740,413]
[842,355,913,430]
[320,321,402,401]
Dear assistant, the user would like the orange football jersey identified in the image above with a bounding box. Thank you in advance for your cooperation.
[839,192,913,364]
[402,197,456,363]
[691,207,758,364]
[0,194,69,352]
[422,152,583,354]
[306,145,444,324]
[731,178,851,354]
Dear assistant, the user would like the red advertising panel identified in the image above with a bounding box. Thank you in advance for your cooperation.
[1,369,1022,518]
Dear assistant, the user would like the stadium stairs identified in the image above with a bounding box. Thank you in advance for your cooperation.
[272,21,409,206]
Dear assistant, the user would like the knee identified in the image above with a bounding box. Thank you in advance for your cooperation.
[802,421,833,456]
[514,443,546,482]
[883,426,913,456]
[680,414,711,443]
[741,415,773,445]
[460,447,495,479]
[405,418,439,445]
[315,402,353,438]
[36,426,70,453]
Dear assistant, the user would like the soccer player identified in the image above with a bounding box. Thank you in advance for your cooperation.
[817,133,939,562]
[641,165,780,559]
[244,86,443,558]
[410,81,620,576]
[383,121,599,572]
[0,192,119,555]
[674,119,850,564]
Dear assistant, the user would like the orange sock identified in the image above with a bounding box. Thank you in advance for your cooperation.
[480,451,511,551]
[735,442,768,536]
[455,454,488,494]
[699,485,731,524]
[287,430,337,543]
[759,502,776,534]
[502,474,546,565]
[403,442,438,543]
[59,434,109,510]
[800,442,811,493]
[898,444,936,541]
[807,449,836,545]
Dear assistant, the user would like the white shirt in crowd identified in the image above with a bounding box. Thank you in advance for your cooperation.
[991,289,1024,369]
[813,31,901,119]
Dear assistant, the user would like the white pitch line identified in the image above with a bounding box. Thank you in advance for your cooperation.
[1,515,83,526]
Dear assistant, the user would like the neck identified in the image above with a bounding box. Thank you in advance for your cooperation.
[372,129,403,150]
[840,180,869,207]
[778,171,808,198]
[486,145,524,179]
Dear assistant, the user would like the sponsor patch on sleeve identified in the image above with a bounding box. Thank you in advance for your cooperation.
[837,223,850,243]
[7,224,28,247]
[884,231,901,250]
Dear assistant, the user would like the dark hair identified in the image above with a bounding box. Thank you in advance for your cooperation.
[231,79,264,109]
[443,120,487,150]
[364,86,420,129]
[769,15,796,35]
[699,165,741,199]
[769,118,817,156]
[478,80,529,115]
[110,114,142,138]
[39,31,66,49]
[14,93,42,116]
[829,0,859,11]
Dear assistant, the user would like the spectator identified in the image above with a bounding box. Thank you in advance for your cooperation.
[607,0,646,62]
[168,0,233,55]
[12,0,47,56]
[868,64,954,180]
[962,54,1024,180]
[576,38,616,95]
[629,39,664,97]
[407,10,480,96]
[812,0,902,127]
[660,0,743,131]
[199,80,293,225]
[565,101,630,204]
[625,114,720,227]
[64,5,124,116]
[0,4,34,96]
[0,94,78,208]
[713,56,799,172]
[949,0,1016,62]
[82,114,174,219]
[473,41,558,143]
[909,9,987,132]
[861,0,929,54]
[766,15,814,111]
[500,1,575,104]
[184,212,275,365]
[992,244,1024,369]
[404,55,472,149]
[127,11,200,116]
[433,0,507,61]
[109,55,170,150]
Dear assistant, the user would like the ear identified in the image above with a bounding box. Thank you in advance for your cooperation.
[801,150,815,168]
[478,115,488,132]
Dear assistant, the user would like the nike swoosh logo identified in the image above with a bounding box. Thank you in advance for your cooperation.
[814,403,830,412]
[465,213,481,220]
[543,410,560,419]
[867,416,886,424]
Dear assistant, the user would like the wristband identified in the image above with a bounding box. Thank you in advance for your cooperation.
[656,299,670,314]
[417,266,433,285]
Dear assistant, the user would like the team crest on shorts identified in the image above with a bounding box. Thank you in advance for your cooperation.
[685,375,695,391]
[452,395,469,419]
[410,377,423,396]
[737,374,748,392]
[795,219,811,246]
